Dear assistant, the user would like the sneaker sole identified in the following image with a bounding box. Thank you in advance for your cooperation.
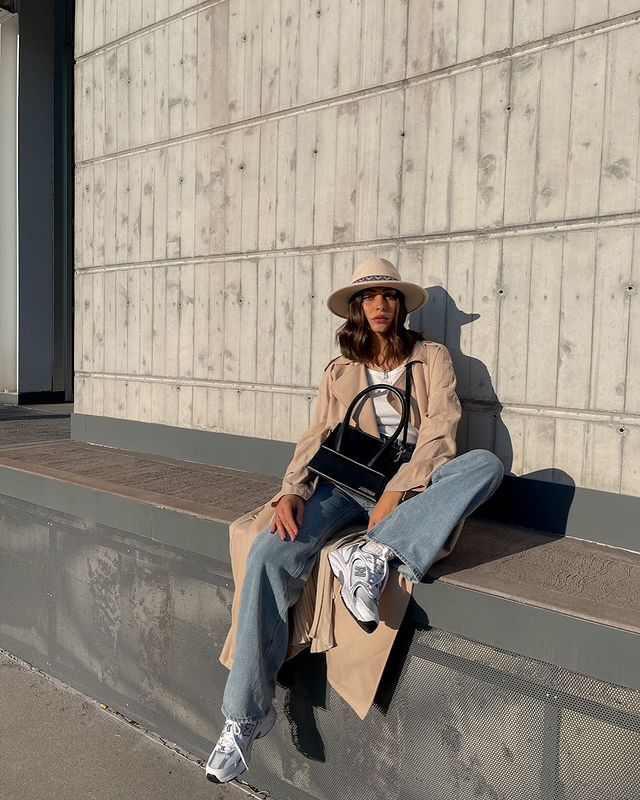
[205,709,277,784]
[206,766,247,785]
[341,594,378,634]
[328,550,379,634]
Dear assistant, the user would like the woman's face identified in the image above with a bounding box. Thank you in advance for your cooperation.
[361,288,400,335]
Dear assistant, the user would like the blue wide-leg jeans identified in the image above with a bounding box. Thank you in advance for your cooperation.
[221,449,504,722]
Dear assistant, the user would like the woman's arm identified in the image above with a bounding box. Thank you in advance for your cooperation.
[269,363,334,509]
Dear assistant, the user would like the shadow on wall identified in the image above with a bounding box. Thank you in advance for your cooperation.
[415,285,513,475]
[415,286,576,535]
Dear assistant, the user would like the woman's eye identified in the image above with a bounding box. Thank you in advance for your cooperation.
[362,292,397,302]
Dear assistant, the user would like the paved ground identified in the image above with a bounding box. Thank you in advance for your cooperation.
[0,652,256,800]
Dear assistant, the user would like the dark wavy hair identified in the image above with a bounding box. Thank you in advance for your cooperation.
[336,290,424,365]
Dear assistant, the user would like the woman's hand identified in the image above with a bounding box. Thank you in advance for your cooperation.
[271,495,306,541]
[367,490,403,532]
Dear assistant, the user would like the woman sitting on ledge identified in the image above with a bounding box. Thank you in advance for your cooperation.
[206,258,504,784]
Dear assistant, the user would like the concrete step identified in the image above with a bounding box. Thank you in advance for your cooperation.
[0,403,71,447]
[0,438,280,523]
[0,435,639,638]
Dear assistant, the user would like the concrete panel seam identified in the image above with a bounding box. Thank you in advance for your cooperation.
[71,379,640,427]
[74,211,640,275]
[75,0,228,63]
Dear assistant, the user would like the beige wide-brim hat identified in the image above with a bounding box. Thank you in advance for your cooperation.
[327,258,428,319]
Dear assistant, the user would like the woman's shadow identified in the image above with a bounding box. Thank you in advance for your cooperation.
[416,285,575,540]
[415,285,513,467]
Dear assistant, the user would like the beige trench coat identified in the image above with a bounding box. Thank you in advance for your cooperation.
[220,340,465,718]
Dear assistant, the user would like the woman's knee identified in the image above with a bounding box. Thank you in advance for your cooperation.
[246,531,299,583]
[454,448,504,481]
[466,449,504,484]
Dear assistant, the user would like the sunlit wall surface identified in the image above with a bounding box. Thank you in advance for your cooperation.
[73,1,640,497]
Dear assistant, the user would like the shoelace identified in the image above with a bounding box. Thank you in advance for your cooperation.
[217,720,253,769]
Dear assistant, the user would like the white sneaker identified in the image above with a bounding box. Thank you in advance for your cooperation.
[205,706,277,783]
[328,541,389,633]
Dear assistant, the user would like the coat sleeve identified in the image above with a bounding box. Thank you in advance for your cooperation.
[384,344,461,494]
[269,364,333,507]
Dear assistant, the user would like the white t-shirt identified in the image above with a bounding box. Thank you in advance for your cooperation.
[365,364,419,445]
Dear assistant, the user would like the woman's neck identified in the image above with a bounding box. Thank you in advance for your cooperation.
[369,334,398,370]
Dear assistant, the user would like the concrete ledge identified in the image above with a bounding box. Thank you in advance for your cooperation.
[71,412,295,478]
[411,580,640,694]
[1,466,639,695]
[0,464,231,562]
[72,412,640,551]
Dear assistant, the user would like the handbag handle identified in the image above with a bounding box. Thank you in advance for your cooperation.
[335,364,413,469]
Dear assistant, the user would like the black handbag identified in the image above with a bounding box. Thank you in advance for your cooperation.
[307,364,413,501]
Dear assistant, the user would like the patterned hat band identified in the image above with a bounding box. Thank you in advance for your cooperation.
[352,275,399,284]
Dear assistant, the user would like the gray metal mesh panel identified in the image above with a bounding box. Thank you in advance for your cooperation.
[246,627,640,800]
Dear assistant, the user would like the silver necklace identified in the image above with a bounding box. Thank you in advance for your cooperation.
[372,362,392,380]
[374,349,392,379]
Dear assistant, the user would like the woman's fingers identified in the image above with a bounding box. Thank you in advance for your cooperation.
[280,502,299,540]
[367,507,387,532]
[271,496,305,541]
[276,518,287,540]
[294,500,305,527]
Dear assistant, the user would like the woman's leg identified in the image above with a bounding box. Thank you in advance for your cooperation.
[367,448,504,581]
[329,450,503,633]
[222,481,368,722]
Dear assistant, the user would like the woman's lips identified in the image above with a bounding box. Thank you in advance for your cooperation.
[372,317,389,322]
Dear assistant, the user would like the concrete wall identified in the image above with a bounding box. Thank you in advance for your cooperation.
[73,1,640,497]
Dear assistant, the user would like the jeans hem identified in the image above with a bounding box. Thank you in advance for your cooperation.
[367,532,422,582]
[220,706,269,724]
